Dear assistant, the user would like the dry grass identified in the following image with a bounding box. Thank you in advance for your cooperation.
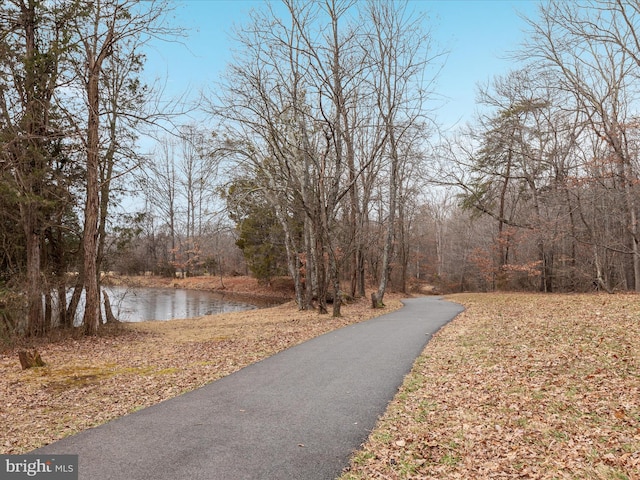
[340,293,640,480]
[0,284,403,454]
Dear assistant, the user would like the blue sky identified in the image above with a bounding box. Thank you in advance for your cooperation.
[143,0,540,131]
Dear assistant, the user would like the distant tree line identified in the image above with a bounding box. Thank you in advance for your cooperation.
[212,0,640,298]
[439,0,640,293]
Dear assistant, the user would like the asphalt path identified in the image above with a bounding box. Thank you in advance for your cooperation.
[35,296,464,480]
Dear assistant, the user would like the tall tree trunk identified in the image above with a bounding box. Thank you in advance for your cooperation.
[527,174,552,293]
[357,200,370,298]
[330,252,341,317]
[315,226,328,315]
[624,166,640,291]
[498,146,513,266]
[81,9,115,334]
[66,271,84,328]
[275,205,304,309]
[303,216,315,310]
[23,223,43,336]
[348,158,359,299]
[398,206,409,294]
[83,69,101,335]
[375,135,398,308]
[57,282,69,329]
[562,176,577,290]
[96,101,118,283]
[18,0,51,336]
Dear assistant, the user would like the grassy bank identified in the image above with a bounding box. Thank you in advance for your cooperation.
[340,293,640,480]
[0,285,403,454]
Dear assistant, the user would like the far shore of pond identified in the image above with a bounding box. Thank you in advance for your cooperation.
[102,274,295,309]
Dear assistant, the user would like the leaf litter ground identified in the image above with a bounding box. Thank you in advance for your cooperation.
[341,293,640,480]
[3,290,638,480]
[0,283,403,454]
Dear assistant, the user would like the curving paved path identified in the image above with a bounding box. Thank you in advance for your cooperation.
[35,296,463,479]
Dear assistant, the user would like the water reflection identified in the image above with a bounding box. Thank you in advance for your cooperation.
[103,286,257,322]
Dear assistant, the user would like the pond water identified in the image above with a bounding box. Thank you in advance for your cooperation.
[102,286,257,322]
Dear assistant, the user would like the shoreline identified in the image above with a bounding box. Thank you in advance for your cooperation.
[1,287,405,454]
[102,274,294,307]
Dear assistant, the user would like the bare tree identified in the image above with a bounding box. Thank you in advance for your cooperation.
[213,0,356,313]
[176,124,220,276]
[523,0,640,291]
[212,0,441,312]
[142,135,179,274]
[363,0,439,307]
[69,0,176,334]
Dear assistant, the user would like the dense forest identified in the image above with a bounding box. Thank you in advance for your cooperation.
[2,0,640,337]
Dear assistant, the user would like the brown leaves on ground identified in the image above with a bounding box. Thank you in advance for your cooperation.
[341,293,640,480]
[0,292,403,454]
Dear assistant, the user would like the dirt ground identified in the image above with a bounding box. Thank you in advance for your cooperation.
[0,276,405,454]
